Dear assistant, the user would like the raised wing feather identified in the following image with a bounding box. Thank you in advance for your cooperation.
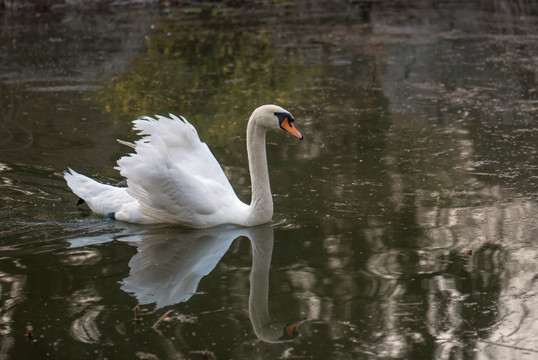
[116,115,244,227]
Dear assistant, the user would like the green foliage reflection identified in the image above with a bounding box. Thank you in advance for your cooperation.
[98,17,321,145]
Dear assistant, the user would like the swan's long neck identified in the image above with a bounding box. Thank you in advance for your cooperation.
[246,119,273,225]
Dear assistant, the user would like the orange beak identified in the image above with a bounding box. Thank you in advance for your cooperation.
[280,118,303,140]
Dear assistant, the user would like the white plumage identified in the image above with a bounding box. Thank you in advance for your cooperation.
[64,105,303,228]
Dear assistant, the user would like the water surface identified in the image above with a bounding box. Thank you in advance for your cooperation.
[1,2,537,359]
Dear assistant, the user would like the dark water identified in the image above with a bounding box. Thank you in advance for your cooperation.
[1,2,537,359]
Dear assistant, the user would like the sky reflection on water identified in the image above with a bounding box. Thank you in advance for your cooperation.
[0,2,537,359]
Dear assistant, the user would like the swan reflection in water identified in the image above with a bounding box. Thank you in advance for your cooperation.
[114,225,305,343]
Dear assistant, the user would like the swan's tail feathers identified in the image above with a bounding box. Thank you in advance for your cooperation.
[63,168,129,216]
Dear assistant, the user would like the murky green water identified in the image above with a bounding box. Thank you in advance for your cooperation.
[1,2,537,359]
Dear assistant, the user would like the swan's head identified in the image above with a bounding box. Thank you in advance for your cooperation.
[250,105,303,140]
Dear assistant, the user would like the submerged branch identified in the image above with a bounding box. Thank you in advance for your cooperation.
[478,339,538,353]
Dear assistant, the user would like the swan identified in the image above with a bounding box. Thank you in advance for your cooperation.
[64,105,303,228]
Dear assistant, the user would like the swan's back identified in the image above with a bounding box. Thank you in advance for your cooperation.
[115,115,247,227]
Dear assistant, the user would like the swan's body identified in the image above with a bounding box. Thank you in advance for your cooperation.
[64,105,302,228]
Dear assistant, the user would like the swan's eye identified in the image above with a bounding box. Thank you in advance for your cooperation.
[274,112,294,126]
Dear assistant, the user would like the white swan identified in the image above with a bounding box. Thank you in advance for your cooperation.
[64,105,303,228]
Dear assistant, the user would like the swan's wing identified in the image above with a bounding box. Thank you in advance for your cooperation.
[116,115,244,227]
